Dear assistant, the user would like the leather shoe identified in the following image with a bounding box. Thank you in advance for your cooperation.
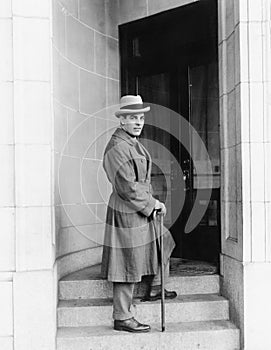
[141,288,177,302]
[114,317,151,333]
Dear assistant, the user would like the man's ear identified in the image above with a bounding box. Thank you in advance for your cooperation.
[119,115,126,125]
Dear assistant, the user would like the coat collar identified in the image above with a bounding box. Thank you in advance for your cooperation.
[112,127,138,146]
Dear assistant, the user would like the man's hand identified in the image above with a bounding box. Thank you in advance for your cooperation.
[154,200,167,216]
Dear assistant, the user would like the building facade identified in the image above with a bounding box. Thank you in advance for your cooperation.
[0,0,270,349]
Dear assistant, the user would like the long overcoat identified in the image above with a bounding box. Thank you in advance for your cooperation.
[101,127,175,282]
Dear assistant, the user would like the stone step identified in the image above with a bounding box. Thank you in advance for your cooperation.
[57,320,240,350]
[57,294,229,327]
[59,272,220,300]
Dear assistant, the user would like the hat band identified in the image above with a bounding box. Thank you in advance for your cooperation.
[120,103,145,110]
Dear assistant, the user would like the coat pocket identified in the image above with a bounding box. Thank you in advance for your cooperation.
[134,156,147,181]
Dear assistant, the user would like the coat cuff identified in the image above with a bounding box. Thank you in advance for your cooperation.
[141,196,157,217]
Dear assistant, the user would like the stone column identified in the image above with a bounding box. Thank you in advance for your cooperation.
[0,0,15,348]
[11,1,56,349]
[219,0,271,349]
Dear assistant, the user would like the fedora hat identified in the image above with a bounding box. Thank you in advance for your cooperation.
[115,95,150,117]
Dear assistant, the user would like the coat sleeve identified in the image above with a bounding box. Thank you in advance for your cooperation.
[103,143,157,217]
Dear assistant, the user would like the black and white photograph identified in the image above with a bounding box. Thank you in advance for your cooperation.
[0,0,270,349]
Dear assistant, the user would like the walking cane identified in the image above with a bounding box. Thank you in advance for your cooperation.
[157,211,165,332]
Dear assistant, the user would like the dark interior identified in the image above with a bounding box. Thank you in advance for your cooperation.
[119,0,220,264]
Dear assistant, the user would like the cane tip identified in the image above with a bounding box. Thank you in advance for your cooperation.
[162,326,165,332]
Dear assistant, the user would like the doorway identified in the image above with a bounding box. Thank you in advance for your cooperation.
[119,0,220,264]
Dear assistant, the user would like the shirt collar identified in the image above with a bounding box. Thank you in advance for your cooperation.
[113,127,138,146]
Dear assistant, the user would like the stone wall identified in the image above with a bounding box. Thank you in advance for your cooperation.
[52,0,119,278]
[219,0,271,348]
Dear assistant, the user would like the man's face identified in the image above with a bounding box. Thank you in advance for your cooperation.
[120,113,145,137]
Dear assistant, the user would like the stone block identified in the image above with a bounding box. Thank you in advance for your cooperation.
[52,0,66,53]
[67,110,95,159]
[226,89,236,148]
[238,22,249,83]
[79,0,105,33]
[243,262,271,349]
[217,0,225,44]
[226,201,237,240]
[56,203,97,228]
[12,0,50,17]
[58,155,81,204]
[219,95,227,149]
[266,203,271,261]
[14,81,52,144]
[226,34,235,93]
[59,0,79,18]
[242,201,252,262]
[96,203,107,223]
[239,82,250,142]
[57,224,100,257]
[239,0,248,22]
[225,0,235,38]
[0,19,12,81]
[54,101,68,154]
[94,32,106,76]
[0,0,12,17]
[0,282,13,336]
[226,147,237,202]
[13,17,51,81]
[53,50,80,109]
[241,142,251,204]
[0,208,15,271]
[0,337,13,350]
[250,143,265,202]
[248,0,263,21]
[0,145,14,206]
[15,145,51,206]
[106,37,119,80]
[79,71,106,114]
[218,41,227,97]
[54,152,61,205]
[119,0,147,24]
[81,159,105,203]
[251,202,266,262]
[105,0,119,39]
[66,15,94,71]
[0,82,13,144]
[57,246,103,279]
[16,206,53,271]
[249,82,264,142]
[235,84,241,145]
[14,270,56,350]
[95,117,108,160]
[265,143,271,202]
[248,22,263,82]
[221,254,244,329]
[106,78,119,107]
[148,0,196,17]
[236,143,242,202]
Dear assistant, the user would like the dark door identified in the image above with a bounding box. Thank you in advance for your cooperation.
[119,0,220,263]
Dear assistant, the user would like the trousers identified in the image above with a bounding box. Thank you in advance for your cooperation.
[112,260,170,320]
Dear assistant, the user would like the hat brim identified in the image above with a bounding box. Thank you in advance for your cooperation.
[115,106,150,117]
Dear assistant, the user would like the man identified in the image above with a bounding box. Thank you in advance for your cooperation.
[101,95,176,333]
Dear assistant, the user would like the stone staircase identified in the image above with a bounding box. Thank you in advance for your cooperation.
[56,263,240,350]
